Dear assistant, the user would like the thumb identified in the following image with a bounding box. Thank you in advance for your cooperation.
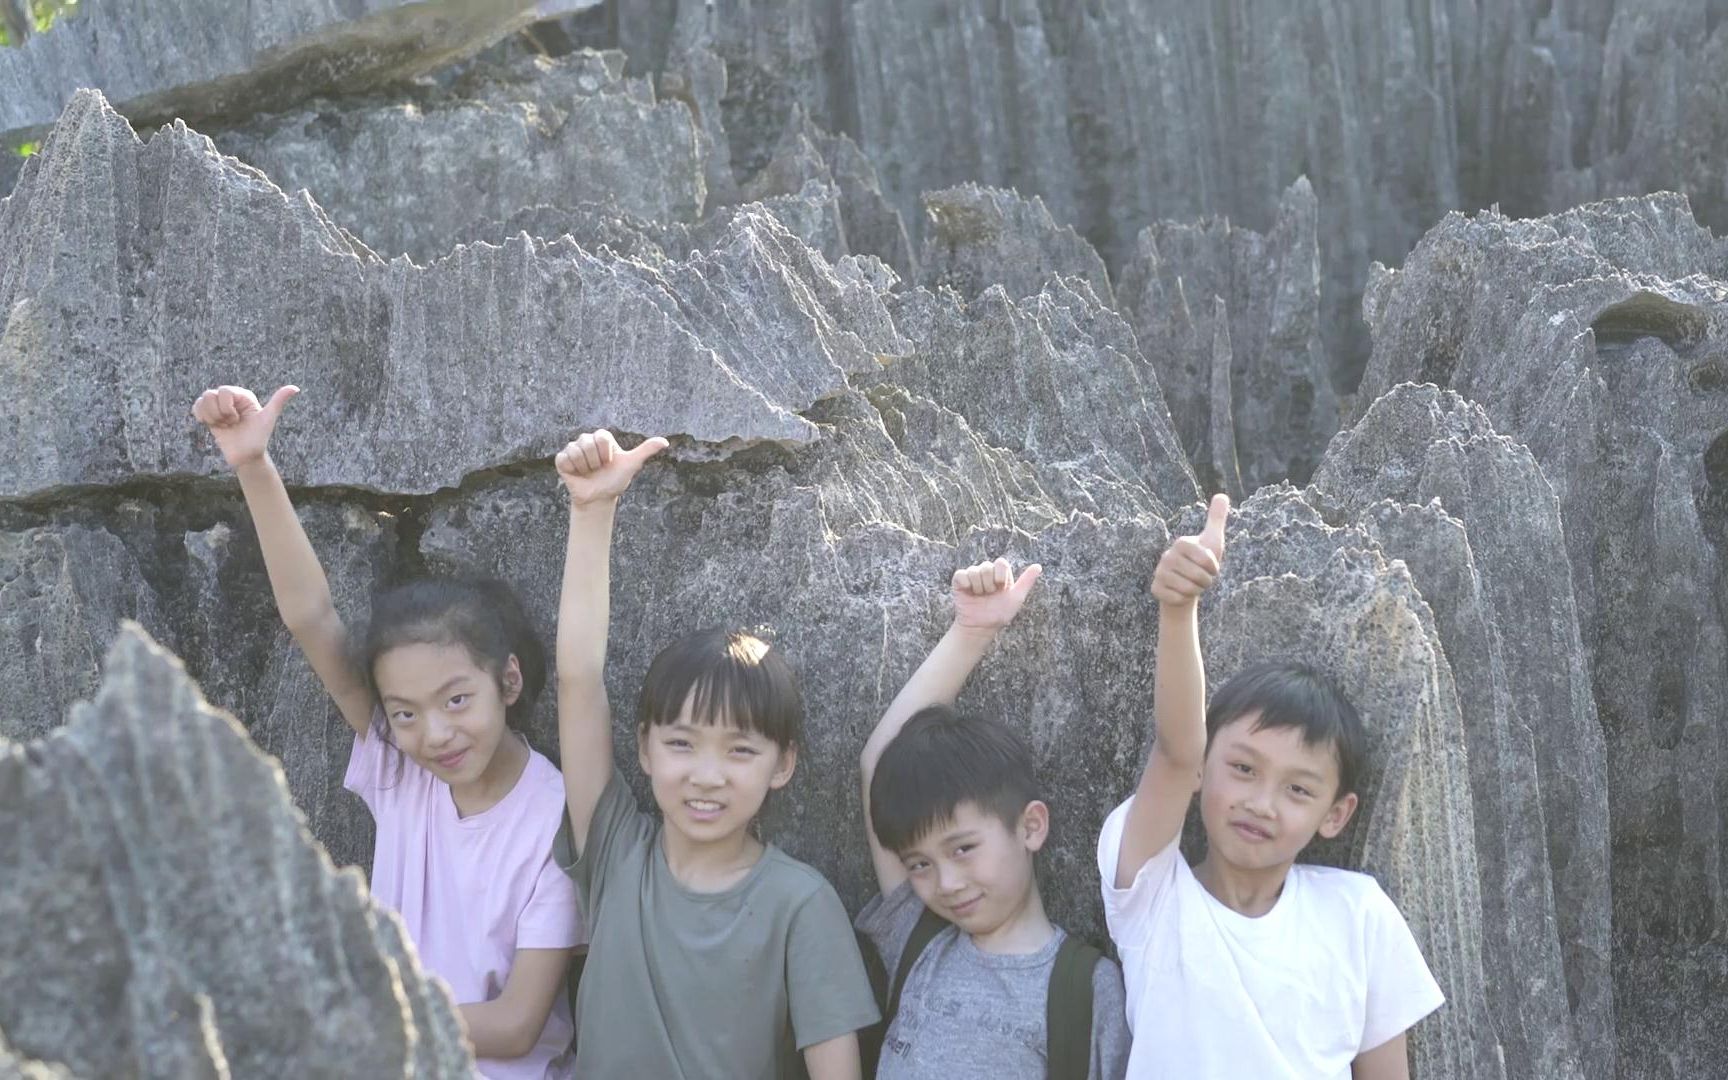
[1011,563,1043,596]
[261,385,301,421]
[625,436,671,464]
[1198,493,1229,557]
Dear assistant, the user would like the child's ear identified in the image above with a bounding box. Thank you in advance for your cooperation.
[636,726,653,774]
[500,654,524,706]
[768,743,799,790]
[1020,800,1051,853]
[1317,790,1359,840]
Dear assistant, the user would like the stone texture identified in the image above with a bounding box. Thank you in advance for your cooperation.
[0,0,561,146]
[214,49,706,263]
[1118,178,1336,494]
[0,91,904,498]
[1355,196,1728,1078]
[917,183,1111,303]
[1313,384,1611,1080]
[0,626,471,1078]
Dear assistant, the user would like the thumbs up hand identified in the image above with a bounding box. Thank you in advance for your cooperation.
[951,557,1043,632]
[556,430,670,506]
[192,384,301,470]
[1152,494,1229,609]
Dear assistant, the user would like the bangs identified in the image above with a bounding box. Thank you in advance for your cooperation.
[637,628,802,749]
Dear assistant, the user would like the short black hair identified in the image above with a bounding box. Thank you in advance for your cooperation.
[637,627,802,751]
[869,705,1040,854]
[1205,661,1367,797]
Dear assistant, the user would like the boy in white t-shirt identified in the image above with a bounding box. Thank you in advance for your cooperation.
[1098,494,1445,1079]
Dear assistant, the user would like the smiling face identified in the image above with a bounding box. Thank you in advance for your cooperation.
[637,691,798,846]
[372,641,520,785]
[1198,711,1358,873]
[897,799,1047,937]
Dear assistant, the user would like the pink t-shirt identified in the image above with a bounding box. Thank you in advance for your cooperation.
[346,729,584,1080]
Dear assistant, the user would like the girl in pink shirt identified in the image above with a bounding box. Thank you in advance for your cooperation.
[194,384,583,1079]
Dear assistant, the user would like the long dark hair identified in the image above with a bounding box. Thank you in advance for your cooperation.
[356,575,547,738]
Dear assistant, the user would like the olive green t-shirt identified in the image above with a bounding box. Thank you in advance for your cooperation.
[558,770,879,1079]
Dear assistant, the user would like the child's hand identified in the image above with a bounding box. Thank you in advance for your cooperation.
[556,430,670,506]
[192,385,300,470]
[1151,493,1229,608]
[951,557,1043,631]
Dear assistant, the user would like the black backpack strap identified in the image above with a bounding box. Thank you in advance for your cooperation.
[1046,934,1104,1080]
[887,907,950,1027]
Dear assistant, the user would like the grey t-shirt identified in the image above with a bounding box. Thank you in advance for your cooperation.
[857,882,1131,1080]
[558,769,879,1079]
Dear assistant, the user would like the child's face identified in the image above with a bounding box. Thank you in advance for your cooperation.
[373,642,519,784]
[1198,712,1358,874]
[637,692,797,846]
[897,799,1047,938]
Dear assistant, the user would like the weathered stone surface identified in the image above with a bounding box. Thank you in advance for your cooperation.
[0,627,470,1077]
[1356,196,1728,1077]
[918,183,1111,304]
[878,278,1197,521]
[0,91,904,498]
[214,50,705,262]
[0,0,562,146]
[0,499,397,873]
[1313,384,1611,1080]
[1118,179,1336,493]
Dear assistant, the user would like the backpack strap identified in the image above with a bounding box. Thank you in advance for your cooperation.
[1046,934,1104,1080]
[887,907,950,1027]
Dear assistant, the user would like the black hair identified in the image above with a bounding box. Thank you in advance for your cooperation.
[356,576,547,733]
[1204,660,1366,797]
[869,705,1040,855]
[637,627,801,751]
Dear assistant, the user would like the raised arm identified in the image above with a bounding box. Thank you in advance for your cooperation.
[861,557,1041,895]
[555,430,668,855]
[1115,494,1228,889]
[193,385,373,736]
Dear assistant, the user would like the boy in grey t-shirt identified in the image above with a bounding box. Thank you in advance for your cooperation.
[858,557,1131,1080]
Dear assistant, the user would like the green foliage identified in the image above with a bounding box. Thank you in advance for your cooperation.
[1,0,77,45]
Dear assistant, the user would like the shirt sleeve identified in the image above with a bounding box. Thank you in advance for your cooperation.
[554,767,651,916]
[1087,956,1132,1080]
[1095,795,1184,949]
[786,880,883,1050]
[342,723,391,810]
[1358,881,1447,1053]
[853,879,929,975]
[516,852,587,951]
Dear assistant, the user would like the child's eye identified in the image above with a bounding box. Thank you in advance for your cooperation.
[665,738,691,750]
[447,694,469,708]
[904,860,931,874]
[1290,785,1313,799]
[730,745,761,757]
[391,711,415,724]
[1231,762,1252,775]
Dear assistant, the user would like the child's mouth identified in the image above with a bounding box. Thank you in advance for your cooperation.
[1231,821,1272,842]
[685,799,725,821]
[434,750,467,770]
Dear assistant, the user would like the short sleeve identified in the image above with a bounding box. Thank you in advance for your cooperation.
[1096,796,1183,948]
[554,768,651,914]
[342,725,391,809]
[1358,882,1446,1053]
[1087,957,1131,1080]
[516,853,586,950]
[786,882,882,1050]
[853,879,930,975]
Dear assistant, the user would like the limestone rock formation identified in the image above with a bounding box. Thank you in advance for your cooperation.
[1118,178,1336,494]
[917,184,1111,304]
[0,0,573,146]
[1313,384,1611,1080]
[0,91,904,498]
[0,626,471,1078]
[1356,195,1728,1078]
[215,50,705,263]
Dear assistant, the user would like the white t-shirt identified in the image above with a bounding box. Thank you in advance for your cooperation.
[1096,797,1444,1079]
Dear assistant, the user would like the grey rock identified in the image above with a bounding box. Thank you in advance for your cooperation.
[1355,196,1728,1075]
[0,0,555,146]
[214,50,705,262]
[1118,179,1336,493]
[1313,384,1610,1080]
[878,278,1197,521]
[0,627,470,1078]
[0,92,905,498]
[918,183,1112,305]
